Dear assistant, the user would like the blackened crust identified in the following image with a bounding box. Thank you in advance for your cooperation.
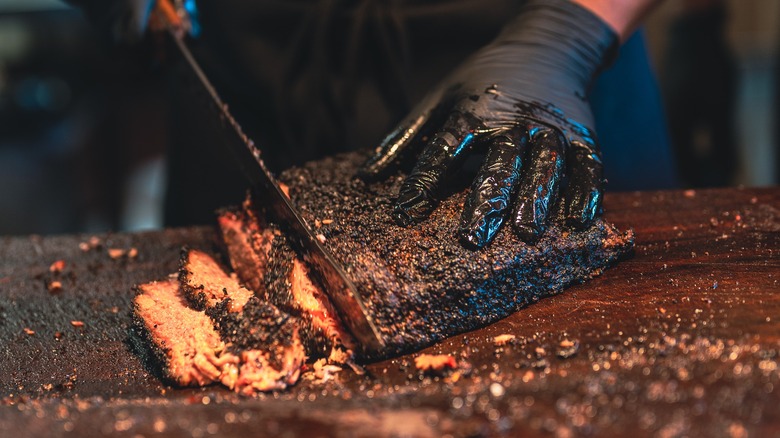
[275,151,634,359]
[207,297,300,371]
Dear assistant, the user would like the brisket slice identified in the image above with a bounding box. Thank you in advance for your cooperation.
[224,151,634,359]
[132,250,305,394]
[217,208,358,363]
[133,280,238,388]
[178,247,254,311]
[216,199,275,295]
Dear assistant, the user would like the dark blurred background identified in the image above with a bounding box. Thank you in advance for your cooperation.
[0,0,778,236]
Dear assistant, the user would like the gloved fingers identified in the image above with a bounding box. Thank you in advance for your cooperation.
[511,127,565,242]
[458,131,526,249]
[559,141,604,228]
[392,110,481,226]
[357,92,444,181]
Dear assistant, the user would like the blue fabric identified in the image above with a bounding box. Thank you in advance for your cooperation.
[590,30,679,190]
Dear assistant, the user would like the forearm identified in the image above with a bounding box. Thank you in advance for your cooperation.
[572,0,663,42]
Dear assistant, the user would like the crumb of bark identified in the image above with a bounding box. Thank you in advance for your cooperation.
[47,281,63,294]
[415,354,457,373]
[106,247,139,261]
[493,334,516,346]
[312,358,342,382]
[79,236,102,252]
[49,260,66,274]
[557,339,580,359]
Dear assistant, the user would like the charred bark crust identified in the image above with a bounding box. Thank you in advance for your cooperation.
[270,151,634,359]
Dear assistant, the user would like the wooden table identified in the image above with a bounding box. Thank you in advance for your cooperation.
[1,188,778,437]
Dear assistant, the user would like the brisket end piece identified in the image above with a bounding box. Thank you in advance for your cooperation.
[274,151,634,358]
[134,250,306,394]
[133,280,241,388]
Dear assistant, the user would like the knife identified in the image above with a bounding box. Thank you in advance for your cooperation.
[166,31,385,354]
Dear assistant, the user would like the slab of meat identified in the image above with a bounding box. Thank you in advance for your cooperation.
[132,249,305,395]
[133,280,238,388]
[220,151,634,359]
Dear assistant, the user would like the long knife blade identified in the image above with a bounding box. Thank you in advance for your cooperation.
[169,33,385,353]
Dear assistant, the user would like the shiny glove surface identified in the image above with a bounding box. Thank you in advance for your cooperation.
[358,0,618,249]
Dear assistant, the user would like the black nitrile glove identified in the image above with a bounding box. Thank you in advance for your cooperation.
[357,0,618,249]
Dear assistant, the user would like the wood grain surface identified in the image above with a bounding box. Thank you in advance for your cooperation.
[0,187,778,437]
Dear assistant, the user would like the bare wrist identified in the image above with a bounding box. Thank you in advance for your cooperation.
[570,0,660,42]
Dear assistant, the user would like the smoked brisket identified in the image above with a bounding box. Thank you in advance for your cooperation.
[133,249,305,394]
[134,150,632,392]
[222,151,634,359]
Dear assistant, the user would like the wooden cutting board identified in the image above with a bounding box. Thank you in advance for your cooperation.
[1,188,778,437]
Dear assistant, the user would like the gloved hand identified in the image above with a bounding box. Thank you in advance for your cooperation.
[357,0,618,249]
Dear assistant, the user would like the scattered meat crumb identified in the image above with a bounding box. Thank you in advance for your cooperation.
[493,334,516,346]
[312,359,343,382]
[321,219,334,225]
[54,331,63,340]
[106,247,139,260]
[79,236,102,252]
[415,354,457,372]
[23,327,35,336]
[70,320,85,328]
[48,281,63,294]
[49,260,66,274]
[316,234,327,244]
[709,217,719,227]
[557,339,580,359]
[108,248,126,259]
